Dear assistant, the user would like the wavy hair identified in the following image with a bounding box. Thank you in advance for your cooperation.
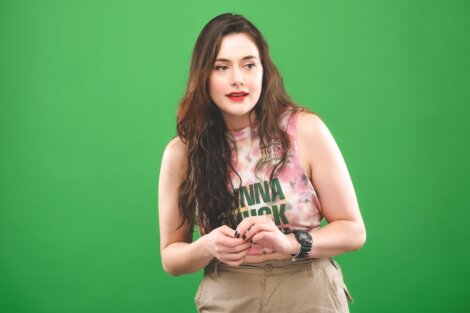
[176,13,300,233]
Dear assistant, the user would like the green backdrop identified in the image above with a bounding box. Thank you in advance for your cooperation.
[1,0,469,312]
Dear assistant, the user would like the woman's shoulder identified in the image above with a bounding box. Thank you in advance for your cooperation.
[296,108,324,127]
[162,136,187,168]
[295,109,328,139]
[165,135,186,151]
[283,107,327,138]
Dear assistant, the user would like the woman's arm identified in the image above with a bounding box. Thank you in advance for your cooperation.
[236,111,366,259]
[158,138,251,276]
[295,111,366,257]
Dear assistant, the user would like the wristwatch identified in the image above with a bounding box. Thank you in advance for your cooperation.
[291,230,313,261]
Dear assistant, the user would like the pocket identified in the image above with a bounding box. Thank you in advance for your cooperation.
[343,284,354,303]
[330,259,354,304]
[194,276,208,308]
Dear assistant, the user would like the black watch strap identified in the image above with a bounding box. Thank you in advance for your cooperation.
[291,230,313,259]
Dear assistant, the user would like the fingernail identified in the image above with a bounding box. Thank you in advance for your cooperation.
[234,230,240,238]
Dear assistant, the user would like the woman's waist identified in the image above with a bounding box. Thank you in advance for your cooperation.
[206,256,333,275]
[244,252,291,264]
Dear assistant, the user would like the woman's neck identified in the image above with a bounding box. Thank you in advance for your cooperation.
[223,111,257,132]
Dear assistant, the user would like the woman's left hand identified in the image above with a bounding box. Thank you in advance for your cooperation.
[235,216,300,255]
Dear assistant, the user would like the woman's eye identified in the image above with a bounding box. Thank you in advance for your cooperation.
[245,63,256,69]
[215,65,228,71]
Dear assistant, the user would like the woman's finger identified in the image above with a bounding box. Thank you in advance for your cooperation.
[218,225,237,237]
[222,247,251,261]
[236,215,273,239]
[244,222,275,240]
[251,231,276,247]
[216,241,252,254]
[219,235,248,247]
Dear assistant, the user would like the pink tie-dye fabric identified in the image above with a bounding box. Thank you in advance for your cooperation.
[228,109,323,255]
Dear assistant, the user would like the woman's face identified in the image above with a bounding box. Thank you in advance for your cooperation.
[209,33,263,131]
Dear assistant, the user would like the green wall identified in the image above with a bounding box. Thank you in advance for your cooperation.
[1,1,469,312]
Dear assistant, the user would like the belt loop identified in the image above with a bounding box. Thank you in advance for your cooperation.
[309,259,315,277]
[214,261,219,278]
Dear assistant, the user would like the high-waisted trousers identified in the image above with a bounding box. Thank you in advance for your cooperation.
[195,257,354,313]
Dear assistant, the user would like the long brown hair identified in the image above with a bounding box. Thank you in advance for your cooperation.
[177,13,299,233]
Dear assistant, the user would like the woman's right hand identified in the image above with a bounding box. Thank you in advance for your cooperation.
[205,225,252,266]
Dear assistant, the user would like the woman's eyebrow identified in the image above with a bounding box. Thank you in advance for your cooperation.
[215,55,258,62]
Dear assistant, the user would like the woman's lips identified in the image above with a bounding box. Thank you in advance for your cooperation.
[226,92,249,102]
[226,95,248,101]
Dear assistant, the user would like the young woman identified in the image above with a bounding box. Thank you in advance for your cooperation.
[158,13,366,313]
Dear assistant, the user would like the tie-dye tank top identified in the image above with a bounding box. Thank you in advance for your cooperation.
[228,109,323,255]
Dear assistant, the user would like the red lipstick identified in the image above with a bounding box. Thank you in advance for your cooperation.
[226,91,249,102]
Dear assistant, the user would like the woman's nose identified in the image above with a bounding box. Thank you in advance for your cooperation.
[231,67,244,86]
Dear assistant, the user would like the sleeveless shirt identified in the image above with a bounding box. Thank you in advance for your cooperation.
[228,109,324,255]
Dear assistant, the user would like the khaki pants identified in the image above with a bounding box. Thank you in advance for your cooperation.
[195,258,354,313]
